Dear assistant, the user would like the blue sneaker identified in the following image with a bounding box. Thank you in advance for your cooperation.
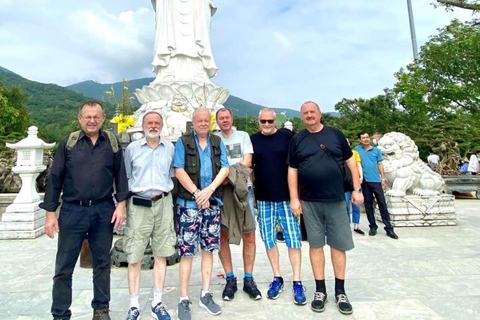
[125,307,140,320]
[267,278,284,299]
[151,302,171,320]
[293,282,307,305]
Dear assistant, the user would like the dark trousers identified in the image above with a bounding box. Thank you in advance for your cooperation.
[362,181,393,231]
[52,200,115,319]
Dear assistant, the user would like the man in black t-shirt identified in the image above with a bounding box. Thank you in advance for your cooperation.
[287,101,363,315]
[251,108,305,305]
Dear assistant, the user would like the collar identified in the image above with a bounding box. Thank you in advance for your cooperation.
[79,129,105,141]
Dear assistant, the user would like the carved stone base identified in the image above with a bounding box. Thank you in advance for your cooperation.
[375,194,456,227]
[0,201,46,239]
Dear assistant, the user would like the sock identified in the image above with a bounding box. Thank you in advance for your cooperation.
[335,278,345,295]
[201,290,209,298]
[130,293,140,310]
[152,288,164,306]
[226,272,235,279]
[244,272,253,279]
[293,280,302,287]
[315,279,326,294]
[179,296,189,303]
[274,276,284,285]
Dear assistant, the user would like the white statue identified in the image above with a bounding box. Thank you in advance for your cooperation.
[151,0,218,84]
[129,0,229,141]
[377,132,444,196]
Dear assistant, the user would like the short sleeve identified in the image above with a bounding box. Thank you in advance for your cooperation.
[173,138,186,168]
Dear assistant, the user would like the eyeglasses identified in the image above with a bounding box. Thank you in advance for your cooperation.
[259,119,275,124]
[79,115,103,122]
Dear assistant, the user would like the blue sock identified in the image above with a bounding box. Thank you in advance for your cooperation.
[226,272,234,279]
[244,273,253,278]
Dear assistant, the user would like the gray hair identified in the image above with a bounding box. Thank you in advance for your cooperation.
[258,107,276,118]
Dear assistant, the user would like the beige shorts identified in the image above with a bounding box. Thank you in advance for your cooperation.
[123,193,176,263]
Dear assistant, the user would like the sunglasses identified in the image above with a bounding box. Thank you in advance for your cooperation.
[259,119,275,124]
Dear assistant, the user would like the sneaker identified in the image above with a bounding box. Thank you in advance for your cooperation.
[335,293,353,314]
[293,282,307,305]
[243,277,262,300]
[354,228,365,235]
[199,292,222,316]
[125,307,140,320]
[311,291,327,312]
[93,308,111,320]
[267,278,284,299]
[151,302,171,320]
[176,300,191,320]
[277,231,285,243]
[222,276,238,301]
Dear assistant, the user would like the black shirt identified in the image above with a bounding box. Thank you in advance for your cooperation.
[39,130,129,212]
[251,128,294,202]
[287,126,352,202]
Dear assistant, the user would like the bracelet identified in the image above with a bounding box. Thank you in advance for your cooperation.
[193,189,200,196]
[209,184,216,192]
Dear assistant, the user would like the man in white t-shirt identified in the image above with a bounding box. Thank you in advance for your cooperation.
[468,151,480,175]
[427,152,440,171]
[215,108,261,302]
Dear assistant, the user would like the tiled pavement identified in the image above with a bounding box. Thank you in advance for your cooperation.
[0,199,479,319]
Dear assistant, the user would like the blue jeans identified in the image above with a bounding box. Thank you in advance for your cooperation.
[52,200,115,319]
[344,192,360,224]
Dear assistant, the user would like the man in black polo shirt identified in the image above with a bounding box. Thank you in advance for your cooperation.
[287,101,363,315]
[40,100,129,320]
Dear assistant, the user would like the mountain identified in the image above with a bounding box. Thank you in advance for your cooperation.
[67,78,301,118]
[0,68,114,141]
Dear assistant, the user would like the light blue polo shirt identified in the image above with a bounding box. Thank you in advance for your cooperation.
[355,145,383,183]
[173,132,229,208]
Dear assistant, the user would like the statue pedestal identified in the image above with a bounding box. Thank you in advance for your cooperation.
[0,201,46,239]
[376,194,456,227]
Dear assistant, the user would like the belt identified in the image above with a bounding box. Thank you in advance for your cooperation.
[150,192,169,202]
[64,196,112,207]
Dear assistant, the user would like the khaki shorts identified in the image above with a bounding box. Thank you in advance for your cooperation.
[123,194,176,263]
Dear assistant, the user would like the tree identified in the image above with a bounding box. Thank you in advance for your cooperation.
[333,89,406,143]
[0,84,30,136]
[394,20,480,164]
[395,20,480,117]
[435,0,480,12]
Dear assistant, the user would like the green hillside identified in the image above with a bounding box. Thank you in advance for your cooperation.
[0,68,114,142]
[67,78,301,118]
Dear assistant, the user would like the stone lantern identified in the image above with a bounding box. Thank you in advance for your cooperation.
[0,126,55,239]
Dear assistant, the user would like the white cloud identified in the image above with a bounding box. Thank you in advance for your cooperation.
[0,0,475,112]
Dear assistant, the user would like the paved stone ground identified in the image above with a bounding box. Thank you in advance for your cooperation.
[0,199,479,320]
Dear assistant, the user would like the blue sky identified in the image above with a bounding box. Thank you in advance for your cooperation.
[0,0,474,112]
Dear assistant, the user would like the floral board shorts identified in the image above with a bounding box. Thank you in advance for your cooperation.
[177,205,221,257]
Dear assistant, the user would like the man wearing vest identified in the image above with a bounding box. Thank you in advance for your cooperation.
[215,108,261,302]
[123,111,176,320]
[173,108,229,320]
[40,100,129,320]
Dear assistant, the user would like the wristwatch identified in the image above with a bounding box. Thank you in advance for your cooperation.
[193,189,200,197]
[354,187,362,193]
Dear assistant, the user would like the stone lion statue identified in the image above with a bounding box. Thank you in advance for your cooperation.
[377,132,444,196]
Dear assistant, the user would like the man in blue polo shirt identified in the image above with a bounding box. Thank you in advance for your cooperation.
[355,132,398,239]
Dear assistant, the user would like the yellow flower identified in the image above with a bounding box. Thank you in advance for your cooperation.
[110,114,135,133]
[210,113,216,131]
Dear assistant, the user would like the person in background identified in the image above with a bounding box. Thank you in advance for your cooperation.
[345,138,364,235]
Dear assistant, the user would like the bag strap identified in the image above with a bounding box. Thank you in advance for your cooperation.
[307,134,345,175]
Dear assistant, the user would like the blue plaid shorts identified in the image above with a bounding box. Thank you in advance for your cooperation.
[257,201,301,249]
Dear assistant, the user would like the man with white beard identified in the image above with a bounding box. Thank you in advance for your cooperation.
[123,111,176,320]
